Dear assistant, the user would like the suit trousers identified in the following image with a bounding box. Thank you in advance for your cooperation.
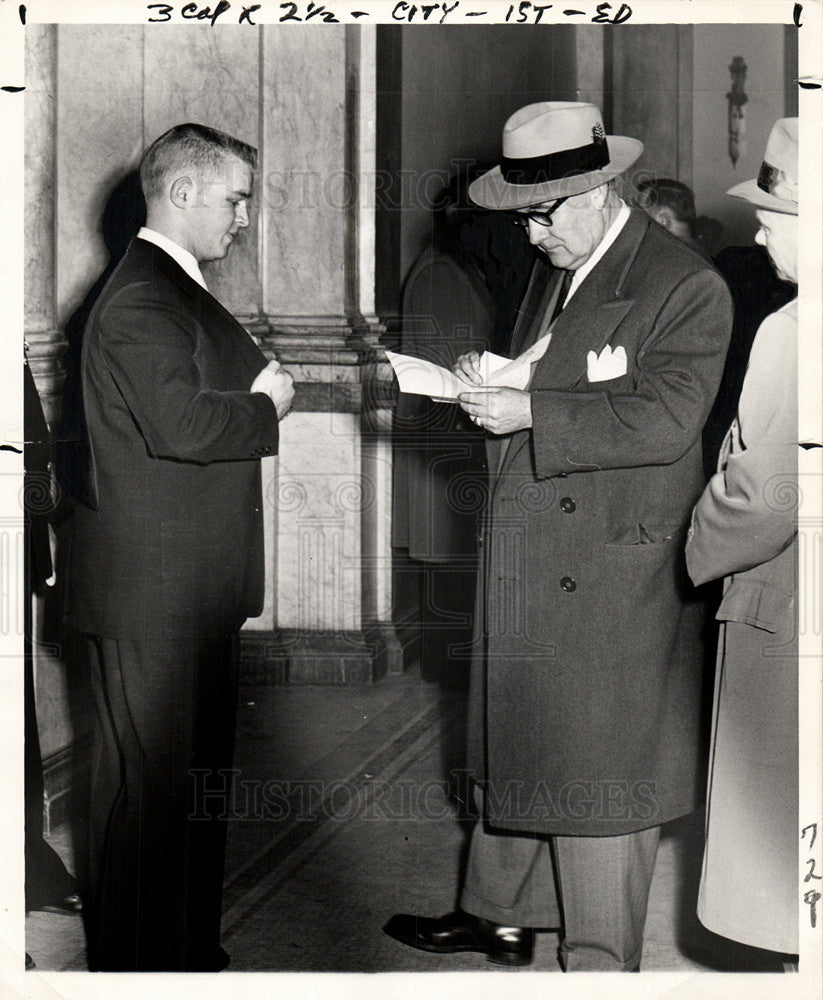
[460,787,660,971]
[73,628,240,971]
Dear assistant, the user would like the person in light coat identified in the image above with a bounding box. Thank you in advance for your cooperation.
[686,117,800,955]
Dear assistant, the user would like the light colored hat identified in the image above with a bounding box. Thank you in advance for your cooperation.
[469,102,643,211]
[727,118,798,215]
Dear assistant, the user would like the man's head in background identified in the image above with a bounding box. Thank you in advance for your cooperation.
[634,177,697,242]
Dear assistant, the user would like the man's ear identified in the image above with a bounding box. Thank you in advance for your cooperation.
[655,208,676,233]
[170,175,193,209]
[590,183,609,210]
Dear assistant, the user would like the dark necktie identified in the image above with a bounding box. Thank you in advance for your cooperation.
[550,269,573,324]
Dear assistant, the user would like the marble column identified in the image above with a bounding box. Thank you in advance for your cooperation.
[143,24,261,316]
[241,24,400,684]
[24,25,63,426]
[24,25,80,828]
[574,26,606,112]
[608,25,694,187]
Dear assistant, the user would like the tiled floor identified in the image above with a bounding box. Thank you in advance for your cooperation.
[25,666,790,975]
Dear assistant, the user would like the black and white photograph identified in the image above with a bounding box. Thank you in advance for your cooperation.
[1,1,821,998]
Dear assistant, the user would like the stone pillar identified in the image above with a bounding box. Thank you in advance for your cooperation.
[608,25,694,187]
[24,25,80,826]
[574,26,607,111]
[55,25,145,334]
[241,25,399,684]
[143,24,261,316]
[24,25,63,426]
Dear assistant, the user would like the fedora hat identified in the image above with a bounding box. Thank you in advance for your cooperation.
[469,102,643,211]
[727,117,798,215]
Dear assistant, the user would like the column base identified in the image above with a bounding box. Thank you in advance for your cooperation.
[240,625,408,686]
[41,738,91,836]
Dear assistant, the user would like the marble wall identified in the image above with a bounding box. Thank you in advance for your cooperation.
[261,27,348,322]
[609,24,793,246]
[25,25,60,422]
[690,23,794,246]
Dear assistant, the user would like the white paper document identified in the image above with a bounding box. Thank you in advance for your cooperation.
[385,349,534,402]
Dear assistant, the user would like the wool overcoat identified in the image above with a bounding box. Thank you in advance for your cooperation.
[687,298,798,953]
[466,210,733,837]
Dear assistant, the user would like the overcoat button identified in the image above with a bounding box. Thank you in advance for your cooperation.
[560,576,576,592]
[560,497,576,513]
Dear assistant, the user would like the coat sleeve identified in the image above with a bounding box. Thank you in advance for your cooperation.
[96,281,279,464]
[530,269,732,477]
[685,306,798,586]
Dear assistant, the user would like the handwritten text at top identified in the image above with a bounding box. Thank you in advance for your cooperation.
[146,2,634,27]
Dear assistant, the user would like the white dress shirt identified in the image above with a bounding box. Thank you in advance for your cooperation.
[520,200,632,370]
[565,200,631,306]
[136,227,208,291]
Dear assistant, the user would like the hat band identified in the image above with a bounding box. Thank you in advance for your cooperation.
[501,138,610,186]
[757,160,779,194]
[757,158,798,205]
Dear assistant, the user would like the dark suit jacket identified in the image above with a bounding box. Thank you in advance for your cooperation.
[64,238,279,640]
[468,209,734,836]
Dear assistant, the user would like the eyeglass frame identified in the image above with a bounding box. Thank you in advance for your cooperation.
[510,196,570,229]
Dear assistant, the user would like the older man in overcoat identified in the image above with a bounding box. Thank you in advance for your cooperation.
[385,102,732,971]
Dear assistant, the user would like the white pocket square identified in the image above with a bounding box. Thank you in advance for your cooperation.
[587,345,628,382]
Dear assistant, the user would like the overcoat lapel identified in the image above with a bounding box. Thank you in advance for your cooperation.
[507,258,554,357]
[485,258,562,476]
[494,211,648,477]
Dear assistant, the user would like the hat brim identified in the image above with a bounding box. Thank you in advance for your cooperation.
[726,178,798,215]
[469,136,643,210]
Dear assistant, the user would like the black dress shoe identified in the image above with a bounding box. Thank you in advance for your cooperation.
[383,910,534,966]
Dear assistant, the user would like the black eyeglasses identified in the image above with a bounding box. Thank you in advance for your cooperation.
[510,197,569,229]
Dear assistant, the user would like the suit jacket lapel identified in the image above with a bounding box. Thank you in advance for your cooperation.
[134,239,265,383]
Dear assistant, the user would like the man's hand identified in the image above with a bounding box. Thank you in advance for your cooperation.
[251,360,295,420]
[458,388,532,435]
[453,350,484,386]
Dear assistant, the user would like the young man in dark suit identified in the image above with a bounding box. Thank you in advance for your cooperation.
[64,123,294,971]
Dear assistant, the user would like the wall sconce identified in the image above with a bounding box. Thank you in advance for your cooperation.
[726,56,748,168]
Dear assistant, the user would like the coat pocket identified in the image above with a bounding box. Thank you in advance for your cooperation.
[605,522,684,547]
[716,578,794,633]
[586,372,635,393]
